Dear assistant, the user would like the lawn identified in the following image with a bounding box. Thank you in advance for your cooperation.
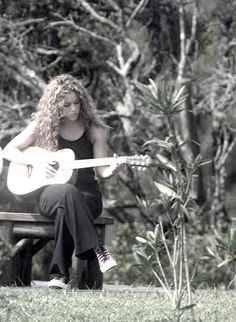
[0,287,235,322]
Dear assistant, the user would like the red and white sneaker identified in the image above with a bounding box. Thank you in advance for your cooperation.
[94,246,117,273]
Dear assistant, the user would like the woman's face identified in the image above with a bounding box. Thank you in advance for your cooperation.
[61,92,81,121]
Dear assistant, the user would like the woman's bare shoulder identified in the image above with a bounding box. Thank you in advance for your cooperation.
[26,120,38,132]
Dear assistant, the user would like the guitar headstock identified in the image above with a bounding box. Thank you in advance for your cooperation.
[126,154,152,169]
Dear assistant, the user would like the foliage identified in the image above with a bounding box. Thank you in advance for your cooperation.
[104,222,151,286]
[103,220,236,289]
[183,231,232,289]
[135,81,187,117]
[204,226,236,288]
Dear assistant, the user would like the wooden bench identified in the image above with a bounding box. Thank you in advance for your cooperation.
[0,212,114,289]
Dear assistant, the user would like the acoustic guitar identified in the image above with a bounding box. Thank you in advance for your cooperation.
[7,146,152,196]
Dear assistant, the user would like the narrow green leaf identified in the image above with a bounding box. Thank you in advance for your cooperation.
[154,182,178,199]
[179,304,196,311]
[136,251,150,263]
[155,153,177,172]
[144,139,172,150]
[148,78,158,98]
[147,230,155,241]
[154,224,160,240]
[198,158,212,167]
[172,85,186,103]
[218,259,232,267]
[206,247,215,257]
[215,237,229,250]
[171,98,186,109]
[180,204,190,218]
[136,236,148,244]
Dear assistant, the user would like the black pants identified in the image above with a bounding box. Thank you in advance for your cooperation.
[37,183,103,278]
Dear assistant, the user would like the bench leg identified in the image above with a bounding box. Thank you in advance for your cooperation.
[86,256,103,290]
[70,254,103,290]
[84,224,104,290]
[13,239,33,286]
[0,221,14,285]
[70,254,88,289]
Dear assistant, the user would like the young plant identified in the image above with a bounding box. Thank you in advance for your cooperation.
[135,79,202,320]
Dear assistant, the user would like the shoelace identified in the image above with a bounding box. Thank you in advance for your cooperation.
[96,247,110,263]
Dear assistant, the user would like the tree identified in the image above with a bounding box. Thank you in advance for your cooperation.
[1,0,236,232]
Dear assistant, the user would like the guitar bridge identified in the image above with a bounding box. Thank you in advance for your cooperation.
[27,164,33,177]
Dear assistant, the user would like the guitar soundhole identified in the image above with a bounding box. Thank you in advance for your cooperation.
[49,161,59,170]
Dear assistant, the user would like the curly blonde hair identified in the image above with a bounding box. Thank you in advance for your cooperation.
[32,74,106,151]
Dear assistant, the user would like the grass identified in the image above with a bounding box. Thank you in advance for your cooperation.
[0,287,236,322]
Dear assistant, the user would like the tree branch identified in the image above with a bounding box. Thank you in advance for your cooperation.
[177,0,186,83]
[48,20,116,46]
[40,57,63,72]
[185,1,198,55]
[107,39,140,78]
[0,17,45,28]
[78,0,122,33]
[126,0,149,29]
[35,47,60,56]
[13,18,45,27]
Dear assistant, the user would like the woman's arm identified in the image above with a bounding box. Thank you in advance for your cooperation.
[2,121,37,165]
[90,125,120,179]
[3,122,57,177]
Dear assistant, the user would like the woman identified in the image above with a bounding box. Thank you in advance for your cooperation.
[3,74,119,289]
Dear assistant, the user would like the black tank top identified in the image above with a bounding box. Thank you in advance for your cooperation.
[58,131,98,187]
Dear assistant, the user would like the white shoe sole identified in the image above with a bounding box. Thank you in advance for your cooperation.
[100,260,117,273]
[48,280,67,289]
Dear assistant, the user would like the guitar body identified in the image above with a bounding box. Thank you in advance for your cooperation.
[7,147,75,196]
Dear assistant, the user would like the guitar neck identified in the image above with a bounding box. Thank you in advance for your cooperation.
[62,156,128,170]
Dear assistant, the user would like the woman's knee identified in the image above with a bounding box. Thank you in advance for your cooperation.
[39,183,82,205]
[38,184,83,217]
[56,184,82,200]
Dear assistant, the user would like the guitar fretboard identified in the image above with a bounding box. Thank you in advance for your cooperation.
[61,156,128,170]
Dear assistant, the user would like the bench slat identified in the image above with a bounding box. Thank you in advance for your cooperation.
[0,212,114,225]
[13,225,54,239]
[0,212,52,222]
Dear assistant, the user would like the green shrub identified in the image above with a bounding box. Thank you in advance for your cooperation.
[104,222,154,286]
